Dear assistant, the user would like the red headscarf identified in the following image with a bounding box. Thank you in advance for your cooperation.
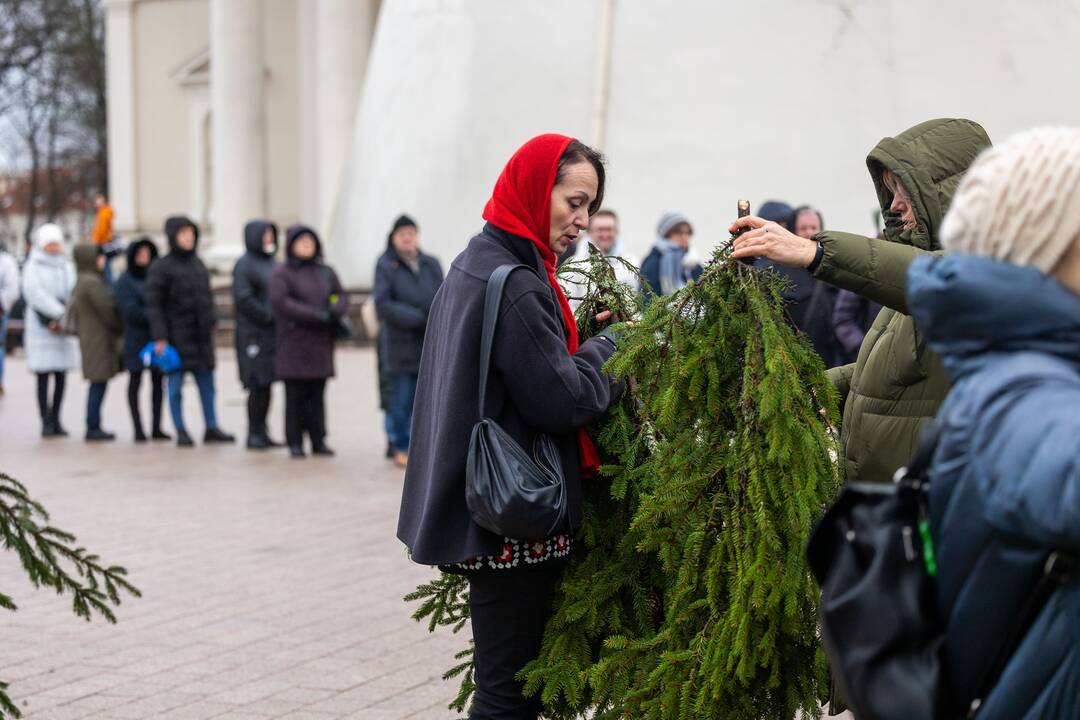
[482,133,601,477]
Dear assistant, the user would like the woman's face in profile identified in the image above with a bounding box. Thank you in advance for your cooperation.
[548,161,597,256]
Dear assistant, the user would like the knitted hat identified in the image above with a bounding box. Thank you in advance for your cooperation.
[941,127,1080,273]
[656,210,691,239]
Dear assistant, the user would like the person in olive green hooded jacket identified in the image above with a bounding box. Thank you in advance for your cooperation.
[731,118,991,483]
[70,243,123,441]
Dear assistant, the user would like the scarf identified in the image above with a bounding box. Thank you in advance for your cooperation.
[482,133,601,477]
[654,237,689,295]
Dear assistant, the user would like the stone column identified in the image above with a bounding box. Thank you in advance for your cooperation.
[208,0,265,264]
[315,0,377,242]
[103,0,137,233]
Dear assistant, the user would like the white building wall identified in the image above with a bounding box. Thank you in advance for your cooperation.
[330,0,1080,287]
[131,0,209,235]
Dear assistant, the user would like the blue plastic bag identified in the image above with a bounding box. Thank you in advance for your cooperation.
[139,342,182,374]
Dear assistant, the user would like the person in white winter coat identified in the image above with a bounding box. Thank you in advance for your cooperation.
[0,239,19,396]
[563,209,640,312]
[21,223,80,436]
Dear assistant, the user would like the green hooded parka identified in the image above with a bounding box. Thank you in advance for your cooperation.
[814,118,991,482]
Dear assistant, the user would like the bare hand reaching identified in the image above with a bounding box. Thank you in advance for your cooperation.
[729,215,819,268]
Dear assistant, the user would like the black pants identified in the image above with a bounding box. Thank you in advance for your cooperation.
[36,371,66,423]
[468,563,564,720]
[284,379,326,448]
[127,368,164,435]
[247,385,272,438]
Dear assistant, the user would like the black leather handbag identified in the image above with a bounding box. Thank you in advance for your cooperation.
[465,263,569,541]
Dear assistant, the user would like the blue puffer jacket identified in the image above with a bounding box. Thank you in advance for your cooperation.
[907,255,1080,719]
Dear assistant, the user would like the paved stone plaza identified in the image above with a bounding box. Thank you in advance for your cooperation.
[0,348,465,719]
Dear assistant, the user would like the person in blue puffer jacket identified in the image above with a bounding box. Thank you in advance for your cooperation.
[906,126,1080,719]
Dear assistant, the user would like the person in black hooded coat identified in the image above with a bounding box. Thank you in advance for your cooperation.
[145,215,235,447]
[268,225,348,458]
[113,237,168,442]
[232,219,281,449]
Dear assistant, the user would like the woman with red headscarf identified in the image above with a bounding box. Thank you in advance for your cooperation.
[397,134,622,718]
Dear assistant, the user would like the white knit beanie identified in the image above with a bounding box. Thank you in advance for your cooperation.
[941,127,1080,273]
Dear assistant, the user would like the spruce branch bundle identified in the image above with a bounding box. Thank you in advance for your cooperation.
[0,472,141,718]
[408,242,840,719]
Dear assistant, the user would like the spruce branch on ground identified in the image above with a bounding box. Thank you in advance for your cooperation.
[0,471,142,719]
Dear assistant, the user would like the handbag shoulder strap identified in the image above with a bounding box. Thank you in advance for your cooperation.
[478,264,532,419]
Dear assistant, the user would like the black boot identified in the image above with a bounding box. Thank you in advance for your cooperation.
[86,428,116,442]
[42,418,57,438]
[152,428,171,441]
[204,427,236,444]
[289,445,306,459]
[52,415,69,437]
[134,426,148,443]
[311,442,335,457]
[246,434,271,450]
[176,429,195,447]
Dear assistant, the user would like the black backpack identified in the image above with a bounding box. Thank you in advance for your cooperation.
[807,424,1074,719]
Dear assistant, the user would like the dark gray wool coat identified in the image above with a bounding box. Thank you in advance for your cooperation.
[373,246,444,375]
[397,224,622,566]
[232,220,279,389]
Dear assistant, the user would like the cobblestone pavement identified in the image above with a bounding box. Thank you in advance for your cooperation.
[0,348,466,719]
[0,347,852,720]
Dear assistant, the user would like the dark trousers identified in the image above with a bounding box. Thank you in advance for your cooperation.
[468,563,564,720]
[127,368,164,435]
[247,385,272,438]
[386,372,418,452]
[36,371,66,423]
[86,381,107,431]
[284,379,326,448]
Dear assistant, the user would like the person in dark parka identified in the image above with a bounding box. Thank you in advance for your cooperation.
[145,215,235,447]
[69,244,122,441]
[233,219,281,450]
[113,237,168,442]
[831,289,882,365]
[268,225,348,458]
[373,214,444,467]
[755,203,841,366]
[906,127,1080,719]
[397,134,622,720]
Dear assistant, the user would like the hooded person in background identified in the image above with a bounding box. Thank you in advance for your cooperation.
[906,126,1080,719]
[114,237,168,442]
[0,237,19,396]
[755,202,842,365]
[373,214,444,467]
[233,220,282,450]
[732,118,991,483]
[21,223,80,436]
[640,210,703,301]
[145,216,235,447]
[69,244,122,441]
[268,225,349,459]
[831,288,882,365]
